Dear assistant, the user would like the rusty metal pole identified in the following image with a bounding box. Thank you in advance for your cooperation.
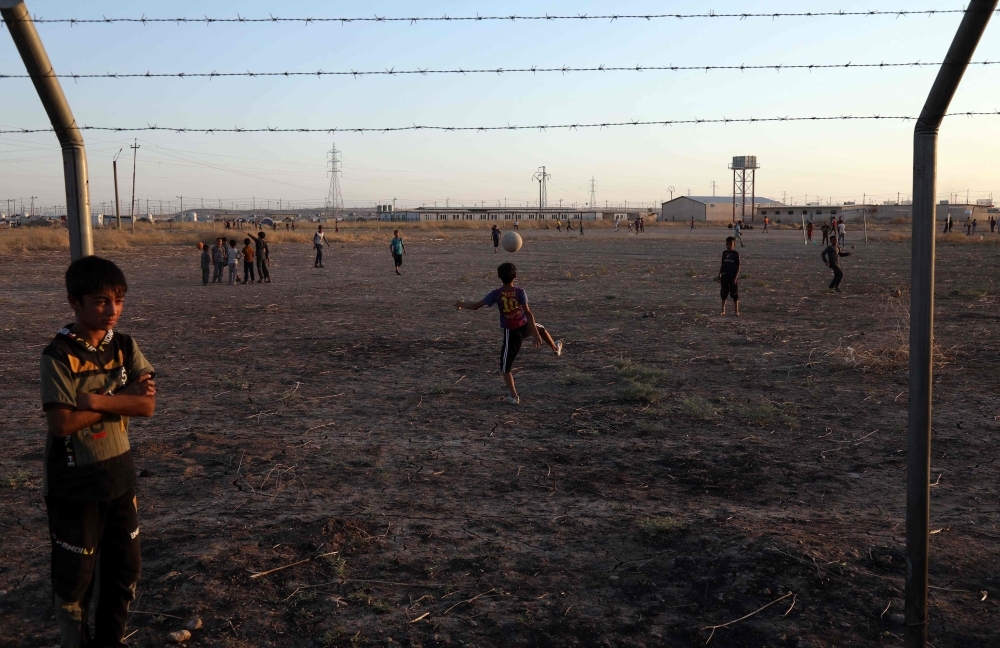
[113,151,122,230]
[907,3,996,646]
[1,0,93,259]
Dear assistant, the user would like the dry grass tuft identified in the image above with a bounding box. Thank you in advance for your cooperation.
[638,516,686,546]
[0,220,524,253]
[678,396,719,420]
[820,290,947,373]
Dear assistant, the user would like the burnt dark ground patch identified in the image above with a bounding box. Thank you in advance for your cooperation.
[3,232,1000,647]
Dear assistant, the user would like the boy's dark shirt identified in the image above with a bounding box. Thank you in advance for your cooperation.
[200,249,211,269]
[40,327,154,500]
[248,234,268,260]
[822,245,850,267]
[720,250,740,279]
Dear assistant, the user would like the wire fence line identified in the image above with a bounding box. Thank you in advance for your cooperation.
[0,9,984,27]
[2,59,997,81]
[2,112,998,136]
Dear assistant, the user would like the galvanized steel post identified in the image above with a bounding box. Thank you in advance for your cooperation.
[907,2,996,646]
[1,0,93,260]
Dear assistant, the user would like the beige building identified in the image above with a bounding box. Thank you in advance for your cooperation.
[660,196,779,223]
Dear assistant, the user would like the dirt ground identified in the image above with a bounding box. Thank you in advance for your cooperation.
[1,225,999,647]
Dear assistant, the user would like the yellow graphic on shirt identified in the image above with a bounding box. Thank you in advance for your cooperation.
[499,290,526,325]
[66,350,124,375]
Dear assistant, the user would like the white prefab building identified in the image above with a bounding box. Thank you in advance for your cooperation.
[378,207,615,223]
[756,203,995,223]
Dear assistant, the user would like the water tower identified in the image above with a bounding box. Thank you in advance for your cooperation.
[729,155,760,223]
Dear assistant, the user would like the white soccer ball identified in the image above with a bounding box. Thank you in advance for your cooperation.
[501,231,523,253]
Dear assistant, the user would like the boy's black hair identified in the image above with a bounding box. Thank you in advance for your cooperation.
[244,238,251,245]
[497,262,517,284]
[66,256,128,300]
[258,232,266,238]
[229,239,237,246]
[725,236,736,245]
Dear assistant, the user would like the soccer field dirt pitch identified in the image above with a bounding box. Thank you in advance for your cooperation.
[1,227,999,647]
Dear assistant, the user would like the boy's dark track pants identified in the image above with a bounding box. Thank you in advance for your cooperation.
[829,264,844,289]
[46,488,140,648]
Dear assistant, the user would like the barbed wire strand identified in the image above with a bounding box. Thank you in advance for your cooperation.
[0,59,993,81]
[2,112,997,136]
[0,9,987,27]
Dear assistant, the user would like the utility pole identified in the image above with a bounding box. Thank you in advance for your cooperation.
[177,196,183,221]
[589,177,598,209]
[30,195,37,217]
[711,180,717,197]
[129,139,139,233]
[533,166,551,211]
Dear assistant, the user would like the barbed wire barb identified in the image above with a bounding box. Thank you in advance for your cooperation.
[8,9,996,26]
[2,111,999,135]
[6,58,1000,81]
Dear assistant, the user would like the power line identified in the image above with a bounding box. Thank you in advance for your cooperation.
[2,9,980,26]
[2,112,999,135]
[5,59,998,81]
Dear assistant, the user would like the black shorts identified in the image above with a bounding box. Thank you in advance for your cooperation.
[720,276,739,301]
[500,323,544,373]
[393,253,403,267]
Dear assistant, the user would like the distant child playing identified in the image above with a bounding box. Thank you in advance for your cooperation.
[313,225,329,268]
[456,262,563,404]
[211,238,226,283]
[821,239,852,292]
[200,244,211,285]
[718,236,741,316]
[40,256,156,648]
[242,238,256,284]
[491,225,501,253]
[390,230,405,275]
[248,231,271,283]
[226,239,241,285]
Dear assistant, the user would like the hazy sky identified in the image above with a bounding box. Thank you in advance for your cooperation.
[2,1,1000,214]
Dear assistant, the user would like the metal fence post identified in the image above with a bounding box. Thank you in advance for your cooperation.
[1,0,93,260]
[907,2,996,646]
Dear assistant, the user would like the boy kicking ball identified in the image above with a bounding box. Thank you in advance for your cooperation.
[457,262,563,404]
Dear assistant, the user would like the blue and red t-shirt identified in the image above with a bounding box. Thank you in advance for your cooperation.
[483,287,528,329]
